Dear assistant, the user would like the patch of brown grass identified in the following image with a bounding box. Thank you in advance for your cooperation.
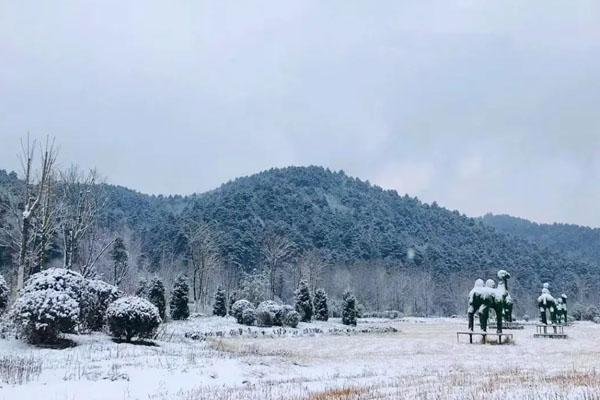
[307,387,368,400]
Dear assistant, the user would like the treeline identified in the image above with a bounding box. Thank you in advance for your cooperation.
[1,140,599,318]
[481,213,600,266]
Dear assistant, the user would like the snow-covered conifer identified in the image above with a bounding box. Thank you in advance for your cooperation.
[135,278,148,298]
[294,280,313,322]
[228,290,238,315]
[106,296,161,342]
[213,287,228,317]
[169,275,189,320]
[147,277,166,320]
[0,274,9,313]
[110,237,128,286]
[313,288,329,321]
[342,290,358,326]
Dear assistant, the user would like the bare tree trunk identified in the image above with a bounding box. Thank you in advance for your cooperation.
[16,136,57,289]
[193,267,198,302]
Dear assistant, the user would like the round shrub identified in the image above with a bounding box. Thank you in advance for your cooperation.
[231,299,254,324]
[255,309,274,327]
[283,310,300,328]
[23,268,86,301]
[0,274,9,314]
[256,300,281,327]
[106,296,162,342]
[241,308,256,326]
[255,302,299,327]
[11,289,79,344]
[81,279,120,331]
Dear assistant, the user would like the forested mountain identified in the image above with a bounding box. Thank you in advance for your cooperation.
[481,213,600,267]
[1,166,599,315]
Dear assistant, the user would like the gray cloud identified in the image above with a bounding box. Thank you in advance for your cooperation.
[1,1,599,226]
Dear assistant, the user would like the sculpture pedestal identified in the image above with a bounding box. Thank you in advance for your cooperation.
[456,331,513,344]
[533,324,567,339]
[502,322,525,330]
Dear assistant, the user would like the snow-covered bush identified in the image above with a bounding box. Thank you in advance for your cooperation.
[294,280,313,322]
[313,288,329,321]
[231,299,254,324]
[362,310,403,319]
[0,275,9,314]
[255,301,299,327]
[572,304,600,322]
[282,309,300,328]
[169,275,189,320]
[147,278,166,320]
[22,268,86,302]
[241,308,256,326]
[342,290,358,326]
[106,296,161,341]
[11,289,79,344]
[255,300,278,327]
[213,287,227,317]
[16,268,88,336]
[81,279,120,331]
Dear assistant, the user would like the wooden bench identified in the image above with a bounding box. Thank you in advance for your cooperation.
[456,331,514,344]
[534,324,567,339]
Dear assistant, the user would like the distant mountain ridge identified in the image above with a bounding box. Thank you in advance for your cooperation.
[481,213,600,267]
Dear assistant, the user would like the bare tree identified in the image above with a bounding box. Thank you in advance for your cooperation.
[0,136,58,289]
[180,219,221,307]
[296,249,327,293]
[77,226,117,278]
[58,166,106,270]
[261,233,295,300]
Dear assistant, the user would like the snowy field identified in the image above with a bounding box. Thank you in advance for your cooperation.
[1,317,600,400]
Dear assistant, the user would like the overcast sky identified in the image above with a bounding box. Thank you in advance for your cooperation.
[1,1,599,227]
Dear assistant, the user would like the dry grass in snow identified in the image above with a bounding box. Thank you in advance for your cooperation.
[1,317,599,400]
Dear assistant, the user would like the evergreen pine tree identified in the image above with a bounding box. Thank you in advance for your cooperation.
[313,288,329,321]
[228,290,238,316]
[110,237,128,287]
[295,280,313,322]
[213,287,227,317]
[135,278,148,298]
[147,277,166,320]
[342,290,357,326]
[169,275,189,320]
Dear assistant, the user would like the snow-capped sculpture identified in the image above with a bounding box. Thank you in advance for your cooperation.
[467,278,485,331]
[467,270,511,333]
[503,292,514,323]
[556,294,568,324]
[537,283,557,325]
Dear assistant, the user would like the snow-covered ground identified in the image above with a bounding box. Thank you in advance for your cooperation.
[1,317,599,400]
